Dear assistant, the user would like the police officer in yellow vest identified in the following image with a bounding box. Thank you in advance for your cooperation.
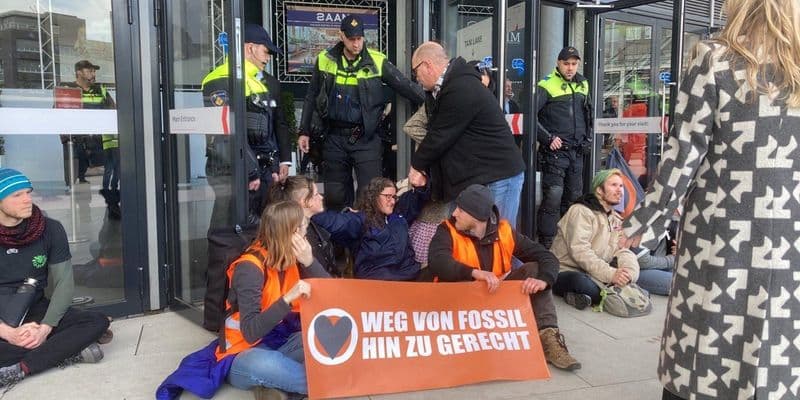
[201,24,291,226]
[61,60,116,186]
[298,15,424,210]
[535,47,593,249]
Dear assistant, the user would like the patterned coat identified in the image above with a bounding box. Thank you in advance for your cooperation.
[624,41,800,399]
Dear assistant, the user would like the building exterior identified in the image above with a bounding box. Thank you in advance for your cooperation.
[0,0,721,321]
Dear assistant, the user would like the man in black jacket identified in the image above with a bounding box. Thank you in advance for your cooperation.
[428,184,581,371]
[298,15,424,211]
[408,42,525,228]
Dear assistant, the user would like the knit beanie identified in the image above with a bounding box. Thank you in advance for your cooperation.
[591,168,622,193]
[455,184,494,222]
[0,168,33,201]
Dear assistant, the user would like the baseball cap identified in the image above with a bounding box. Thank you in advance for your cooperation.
[340,15,365,38]
[557,46,581,61]
[244,23,280,54]
[74,60,100,72]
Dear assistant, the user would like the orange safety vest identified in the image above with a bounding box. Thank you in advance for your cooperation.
[215,245,301,361]
[444,219,515,277]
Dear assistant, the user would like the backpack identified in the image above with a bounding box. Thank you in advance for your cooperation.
[202,224,258,332]
[595,283,652,318]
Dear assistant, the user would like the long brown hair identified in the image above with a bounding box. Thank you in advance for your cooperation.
[251,201,304,271]
[357,177,395,230]
[717,0,800,107]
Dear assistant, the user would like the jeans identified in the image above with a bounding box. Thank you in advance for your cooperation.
[487,172,524,230]
[537,149,584,239]
[552,270,602,304]
[637,269,672,296]
[228,332,307,394]
[0,300,110,374]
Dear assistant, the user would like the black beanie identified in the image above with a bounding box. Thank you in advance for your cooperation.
[455,184,494,222]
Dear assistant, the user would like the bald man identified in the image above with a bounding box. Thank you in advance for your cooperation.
[408,42,525,228]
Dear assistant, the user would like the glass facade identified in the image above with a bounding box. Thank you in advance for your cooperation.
[0,1,124,306]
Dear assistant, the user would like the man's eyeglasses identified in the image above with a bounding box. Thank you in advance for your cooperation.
[379,193,399,201]
[411,60,426,80]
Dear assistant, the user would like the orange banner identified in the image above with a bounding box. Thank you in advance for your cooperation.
[301,279,550,399]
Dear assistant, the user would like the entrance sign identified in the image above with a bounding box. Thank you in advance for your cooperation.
[301,279,550,399]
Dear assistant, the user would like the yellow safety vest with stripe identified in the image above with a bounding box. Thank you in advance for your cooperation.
[316,48,385,86]
[537,68,591,142]
[80,85,118,148]
[214,245,301,361]
[201,59,269,98]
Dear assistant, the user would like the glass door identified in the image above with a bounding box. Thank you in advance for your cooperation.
[161,0,246,317]
[0,0,145,316]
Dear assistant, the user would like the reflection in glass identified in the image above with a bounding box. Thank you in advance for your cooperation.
[0,1,123,305]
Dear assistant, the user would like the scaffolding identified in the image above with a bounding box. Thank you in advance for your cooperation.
[35,0,57,89]
[210,0,226,67]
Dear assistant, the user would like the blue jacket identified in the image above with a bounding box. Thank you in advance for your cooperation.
[312,189,427,281]
[155,340,235,400]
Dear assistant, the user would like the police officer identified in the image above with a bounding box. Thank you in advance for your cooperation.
[298,15,424,211]
[61,60,116,186]
[535,46,593,248]
[201,24,291,226]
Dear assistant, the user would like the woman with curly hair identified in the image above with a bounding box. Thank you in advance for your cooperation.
[312,176,428,281]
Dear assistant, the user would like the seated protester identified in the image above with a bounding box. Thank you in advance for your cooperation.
[270,176,337,276]
[550,169,640,309]
[631,235,675,296]
[428,184,581,371]
[158,201,329,400]
[0,168,110,388]
[312,177,427,281]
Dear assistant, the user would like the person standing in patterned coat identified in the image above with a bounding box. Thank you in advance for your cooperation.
[621,1,800,399]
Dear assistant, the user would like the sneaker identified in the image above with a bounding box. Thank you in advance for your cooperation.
[253,387,288,400]
[58,343,104,368]
[564,292,592,310]
[78,178,90,184]
[0,363,25,388]
[539,327,581,371]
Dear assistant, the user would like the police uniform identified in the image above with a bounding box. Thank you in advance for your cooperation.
[61,61,116,185]
[535,47,593,247]
[300,15,424,210]
[201,25,290,226]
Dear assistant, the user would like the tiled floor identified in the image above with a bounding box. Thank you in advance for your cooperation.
[3,296,668,400]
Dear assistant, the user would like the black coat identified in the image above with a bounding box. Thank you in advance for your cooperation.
[410,57,525,202]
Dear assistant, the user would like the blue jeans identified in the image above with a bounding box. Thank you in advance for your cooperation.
[487,172,524,229]
[552,270,602,304]
[637,269,672,296]
[227,332,307,394]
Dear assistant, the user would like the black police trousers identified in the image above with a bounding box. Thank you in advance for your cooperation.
[322,134,382,211]
[537,148,584,241]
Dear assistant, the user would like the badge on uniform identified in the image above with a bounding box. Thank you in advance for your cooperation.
[210,90,228,107]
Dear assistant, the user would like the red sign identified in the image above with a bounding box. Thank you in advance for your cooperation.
[301,279,550,399]
[54,87,83,109]
[506,113,523,135]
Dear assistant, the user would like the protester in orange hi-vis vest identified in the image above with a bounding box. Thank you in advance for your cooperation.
[216,201,330,399]
[427,184,581,371]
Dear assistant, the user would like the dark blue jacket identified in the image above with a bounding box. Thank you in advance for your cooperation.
[156,340,234,400]
[312,189,427,281]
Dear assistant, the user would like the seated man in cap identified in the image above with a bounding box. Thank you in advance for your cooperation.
[0,168,110,388]
[428,184,581,371]
[550,169,640,309]
[202,23,292,225]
